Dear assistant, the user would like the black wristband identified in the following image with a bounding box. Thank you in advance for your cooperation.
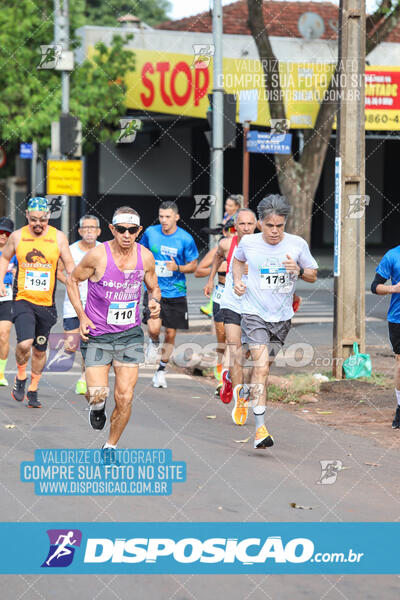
[299,267,304,278]
[177,264,180,273]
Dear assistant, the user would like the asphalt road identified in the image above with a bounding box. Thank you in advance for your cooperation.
[0,279,398,598]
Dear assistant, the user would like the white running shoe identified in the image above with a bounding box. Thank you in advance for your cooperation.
[145,340,160,364]
[0,375,8,386]
[152,370,167,389]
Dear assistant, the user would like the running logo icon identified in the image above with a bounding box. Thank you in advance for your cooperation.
[346,195,370,219]
[44,333,77,372]
[268,119,290,142]
[191,195,216,219]
[317,460,342,485]
[38,45,62,69]
[191,45,215,69]
[41,529,82,567]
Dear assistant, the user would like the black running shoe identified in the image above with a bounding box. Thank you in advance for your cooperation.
[11,377,26,402]
[101,445,119,466]
[392,406,400,429]
[89,404,107,430]
[27,390,41,408]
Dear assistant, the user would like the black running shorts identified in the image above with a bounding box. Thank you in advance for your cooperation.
[215,307,241,326]
[213,301,222,321]
[388,322,400,354]
[0,300,12,322]
[12,300,57,351]
[143,292,189,330]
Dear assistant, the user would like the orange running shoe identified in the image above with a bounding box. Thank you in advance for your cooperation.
[254,425,274,449]
[231,385,249,425]
[220,369,233,404]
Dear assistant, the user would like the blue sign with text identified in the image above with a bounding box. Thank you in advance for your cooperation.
[20,143,33,159]
[247,131,292,154]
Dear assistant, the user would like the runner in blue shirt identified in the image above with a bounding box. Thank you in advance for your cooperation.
[141,201,199,388]
[0,217,17,386]
[371,246,400,428]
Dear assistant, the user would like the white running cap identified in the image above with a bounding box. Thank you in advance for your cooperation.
[112,213,140,226]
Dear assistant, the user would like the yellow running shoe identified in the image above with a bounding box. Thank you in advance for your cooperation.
[231,385,249,426]
[0,374,8,386]
[75,379,87,395]
[200,299,213,318]
[254,425,274,449]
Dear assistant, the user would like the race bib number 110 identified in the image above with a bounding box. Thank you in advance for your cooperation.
[107,301,137,325]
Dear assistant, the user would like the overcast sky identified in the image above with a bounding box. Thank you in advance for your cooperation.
[169,0,376,21]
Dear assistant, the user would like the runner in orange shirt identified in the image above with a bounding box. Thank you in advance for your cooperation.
[0,197,75,407]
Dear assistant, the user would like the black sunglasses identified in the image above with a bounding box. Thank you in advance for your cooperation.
[114,225,140,235]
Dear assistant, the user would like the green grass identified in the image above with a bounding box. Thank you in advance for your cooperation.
[267,371,392,404]
[267,373,319,404]
[357,372,392,389]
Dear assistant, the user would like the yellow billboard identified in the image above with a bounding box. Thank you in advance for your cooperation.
[47,160,83,196]
[91,46,400,130]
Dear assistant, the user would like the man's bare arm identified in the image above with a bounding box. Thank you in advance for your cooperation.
[203,239,229,297]
[178,258,198,274]
[232,256,247,296]
[58,233,75,275]
[57,257,67,284]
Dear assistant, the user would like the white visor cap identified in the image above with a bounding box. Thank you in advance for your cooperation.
[112,213,140,226]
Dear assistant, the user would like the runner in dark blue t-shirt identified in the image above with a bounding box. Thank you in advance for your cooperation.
[372,246,400,428]
[141,201,198,388]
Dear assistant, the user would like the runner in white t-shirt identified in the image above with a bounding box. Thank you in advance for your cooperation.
[58,215,101,394]
[233,195,318,449]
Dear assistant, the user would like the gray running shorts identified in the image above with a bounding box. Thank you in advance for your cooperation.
[81,326,144,367]
[241,313,291,357]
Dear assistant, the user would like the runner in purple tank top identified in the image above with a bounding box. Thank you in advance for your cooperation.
[66,207,160,462]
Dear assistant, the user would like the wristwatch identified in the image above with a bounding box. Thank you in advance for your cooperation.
[299,267,304,278]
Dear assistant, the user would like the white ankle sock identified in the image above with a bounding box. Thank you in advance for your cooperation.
[253,406,265,429]
[395,389,400,406]
[92,401,105,411]
[103,442,116,449]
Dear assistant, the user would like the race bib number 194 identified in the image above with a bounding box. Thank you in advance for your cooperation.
[24,271,50,291]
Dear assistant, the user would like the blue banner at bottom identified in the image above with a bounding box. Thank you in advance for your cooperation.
[0,522,398,574]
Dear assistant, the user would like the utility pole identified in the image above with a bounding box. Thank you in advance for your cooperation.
[209,0,224,236]
[30,141,38,197]
[332,0,366,378]
[54,0,70,238]
[242,123,250,207]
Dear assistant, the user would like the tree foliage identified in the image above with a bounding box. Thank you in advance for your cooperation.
[85,0,172,27]
[0,0,136,165]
